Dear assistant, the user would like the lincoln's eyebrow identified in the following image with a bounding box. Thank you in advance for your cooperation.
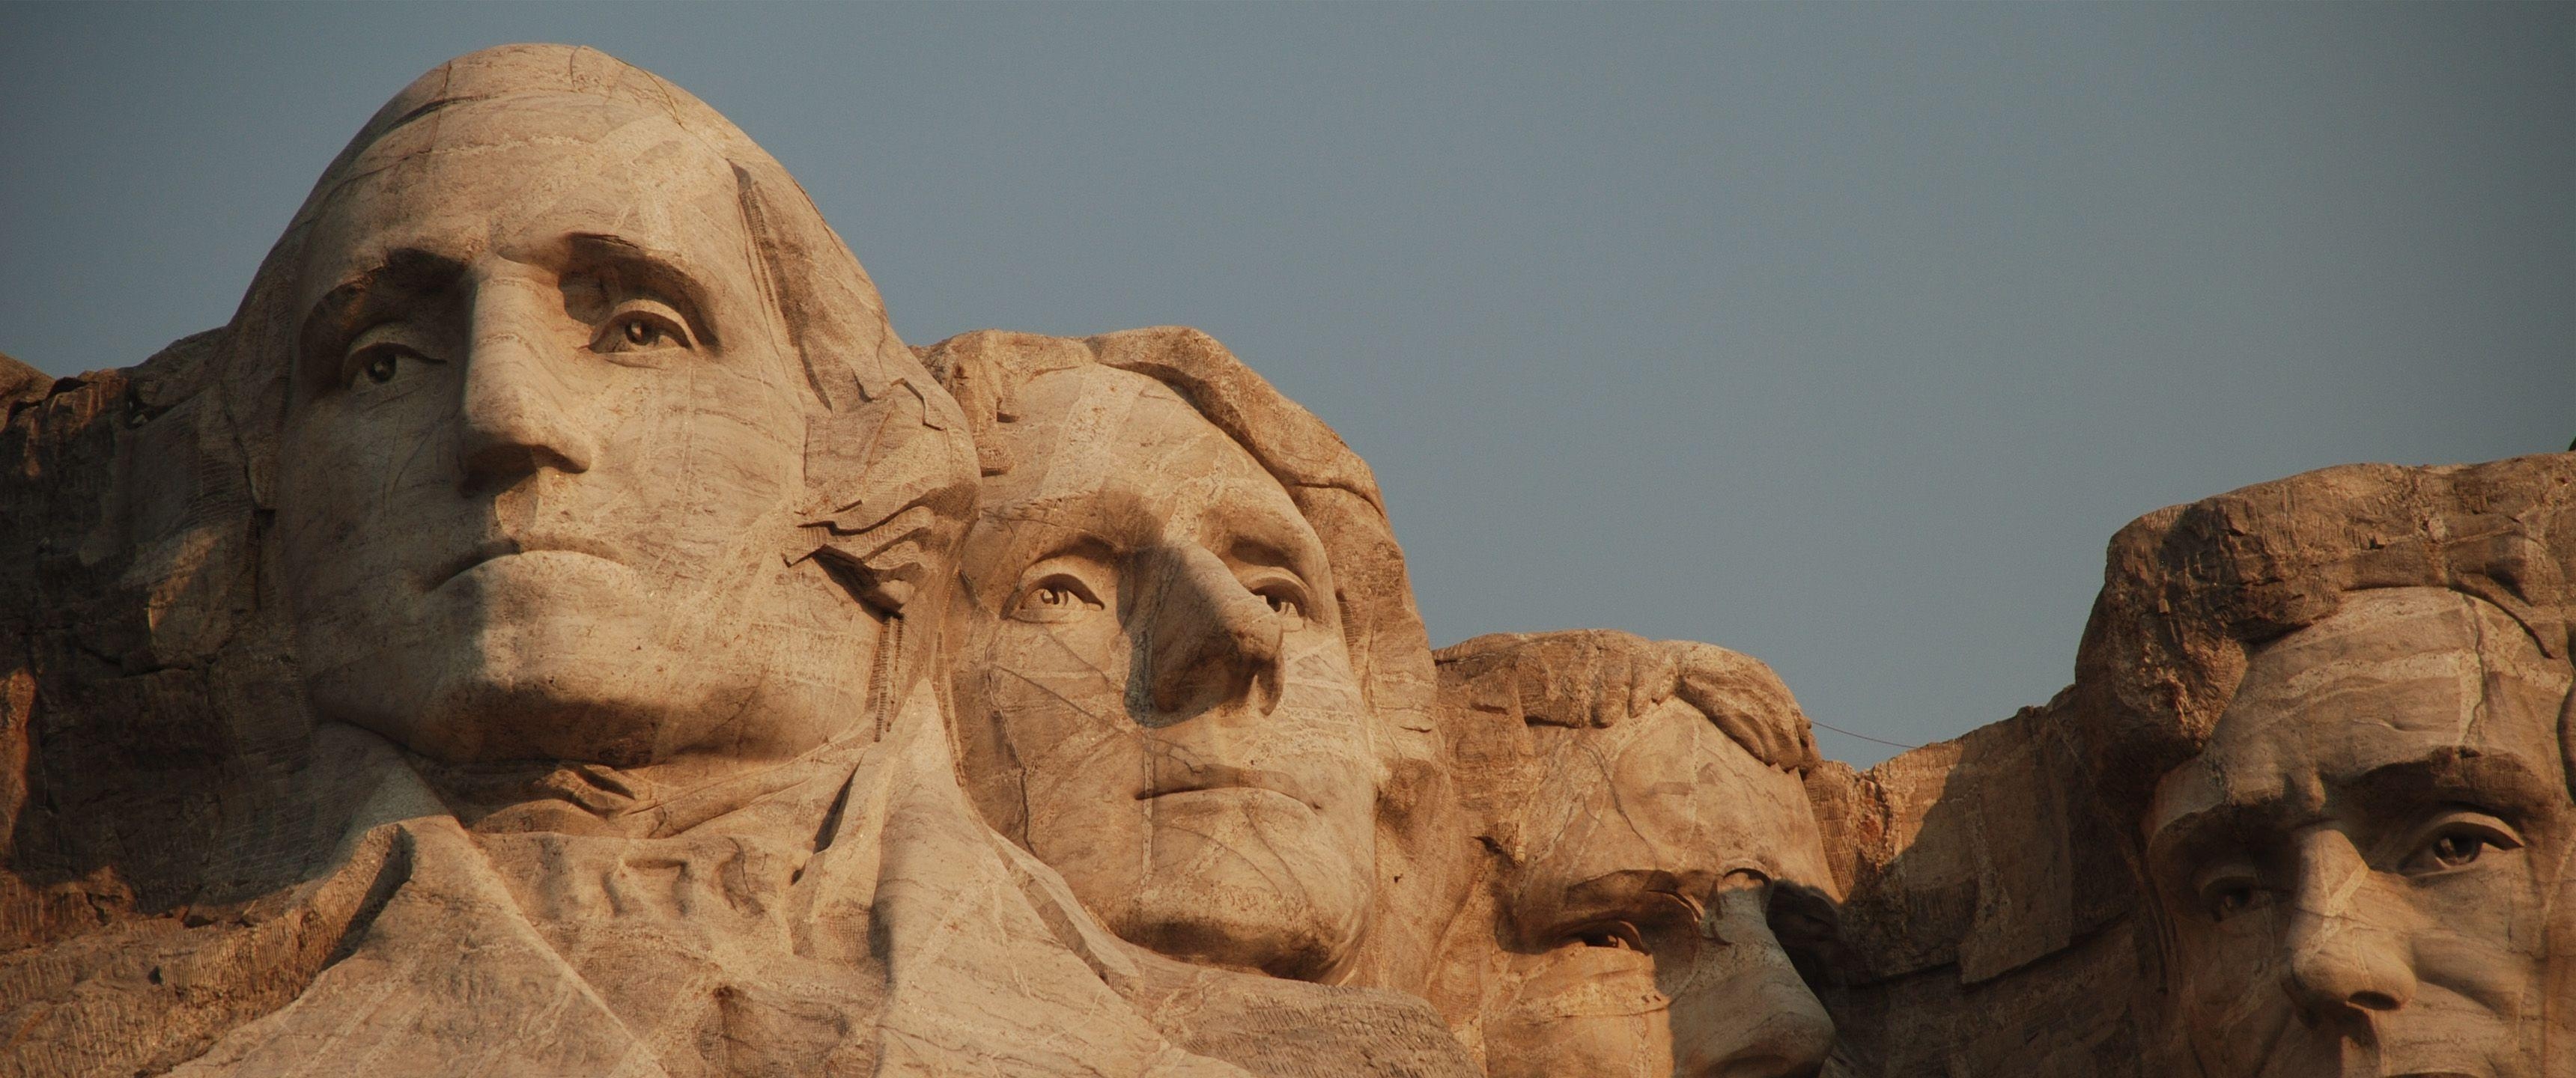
[2148,800,2273,865]
[2341,750,2560,820]
[564,233,721,347]
[2147,749,2565,868]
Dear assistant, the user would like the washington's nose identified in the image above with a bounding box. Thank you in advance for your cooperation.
[1672,898,1835,1078]
[457,275,594,489]
[1133,543,1284,723]
[2279,829,2416,1021]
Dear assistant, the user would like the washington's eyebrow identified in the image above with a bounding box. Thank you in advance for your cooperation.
[563,233,721,347]
[298,248,467,378]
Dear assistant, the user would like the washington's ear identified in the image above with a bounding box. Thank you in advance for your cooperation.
[795,377,979,616]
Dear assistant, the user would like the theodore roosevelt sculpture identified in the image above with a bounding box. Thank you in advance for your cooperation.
[1429,630,1840,1078]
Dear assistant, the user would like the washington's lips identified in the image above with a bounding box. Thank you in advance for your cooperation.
[1136,763,1320,813]
[428,535,625,588]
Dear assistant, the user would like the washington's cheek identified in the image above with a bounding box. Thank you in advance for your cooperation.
[589,375,802,591]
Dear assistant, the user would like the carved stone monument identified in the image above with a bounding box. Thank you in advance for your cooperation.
[4,41,2567,1078]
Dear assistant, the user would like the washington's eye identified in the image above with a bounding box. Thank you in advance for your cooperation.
[344,339,437,389]
[1009,574,1104,623]
[593,300,694,355]
[2399,814,2523,876]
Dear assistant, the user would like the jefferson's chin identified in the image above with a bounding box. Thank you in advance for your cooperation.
[1126,809,1370,979]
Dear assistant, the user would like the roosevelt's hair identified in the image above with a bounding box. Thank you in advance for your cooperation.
[1436,629,1821,778]
[2069,454,2576,837]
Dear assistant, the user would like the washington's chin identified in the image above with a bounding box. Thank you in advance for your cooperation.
[433,549,637,603]
[309,622,735,766]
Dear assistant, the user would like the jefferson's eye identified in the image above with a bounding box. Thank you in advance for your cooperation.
[1009,574,1104,623]
[1245,576,1311,630]
[2400,815,2523,875]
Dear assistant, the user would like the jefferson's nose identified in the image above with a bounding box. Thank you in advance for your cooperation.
[2279,829,2416,1021]
[1132,543,1283,724]
[457,274,595,489]
[1671,895,1835,1078]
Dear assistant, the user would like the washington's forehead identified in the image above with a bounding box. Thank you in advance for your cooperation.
[353,94,700,165]
[319,103,735,243]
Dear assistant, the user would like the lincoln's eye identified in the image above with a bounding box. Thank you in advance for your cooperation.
[2209,886,2255,920]
[2399,814,2524,875]
[2431,833,2488,868]
[365,351,400,384]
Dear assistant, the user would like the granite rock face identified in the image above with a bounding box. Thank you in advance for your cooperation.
[5,41,2569,1078]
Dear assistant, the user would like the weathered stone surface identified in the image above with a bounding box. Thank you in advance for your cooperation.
[921,326,1461,997]
[1427,630,1837,1078]
[7,38,2568,1078]
[0,44,1470,1078]
[2070,455,2576,1078]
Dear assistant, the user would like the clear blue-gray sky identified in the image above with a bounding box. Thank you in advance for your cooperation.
[4,3,2569,764]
